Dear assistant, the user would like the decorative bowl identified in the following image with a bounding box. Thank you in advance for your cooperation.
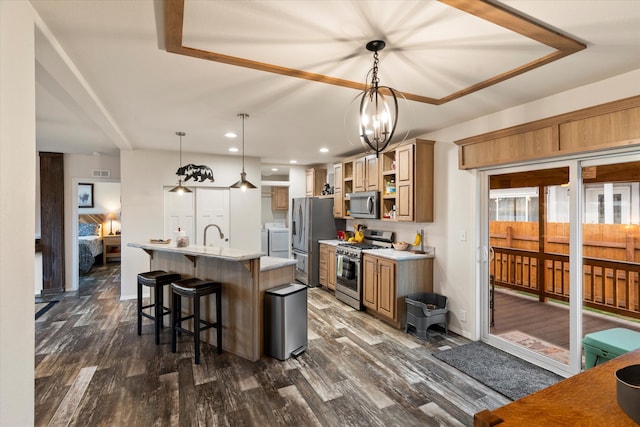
[393,242,410,251]
[616,364,640,424]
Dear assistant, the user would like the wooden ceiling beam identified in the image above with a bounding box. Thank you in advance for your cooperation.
[163,0,586,106]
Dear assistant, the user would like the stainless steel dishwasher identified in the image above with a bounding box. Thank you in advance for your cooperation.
[264,283,308,360]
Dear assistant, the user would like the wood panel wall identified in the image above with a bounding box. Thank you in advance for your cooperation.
[456,96,640,169]
[39,152,65,294]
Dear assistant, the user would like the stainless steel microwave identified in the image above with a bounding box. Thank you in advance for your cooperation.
[348,191,380,219]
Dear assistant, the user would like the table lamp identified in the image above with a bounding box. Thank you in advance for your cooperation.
[107,213,116,235]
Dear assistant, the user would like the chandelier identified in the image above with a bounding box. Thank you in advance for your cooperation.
[358,40,400,155]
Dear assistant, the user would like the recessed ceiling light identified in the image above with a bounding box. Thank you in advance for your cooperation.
[225,132,237,138]
[319,147,329,153]
[289,160,297,164]
[229,147,239,152]
[271,168,278,172]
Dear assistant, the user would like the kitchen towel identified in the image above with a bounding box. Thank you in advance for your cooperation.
[337,254,343,277]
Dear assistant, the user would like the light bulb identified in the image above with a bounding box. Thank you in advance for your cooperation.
[241,184,247,192]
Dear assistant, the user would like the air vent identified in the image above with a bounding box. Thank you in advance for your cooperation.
[91,169,111,178]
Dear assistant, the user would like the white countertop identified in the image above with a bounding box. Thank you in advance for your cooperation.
[128,242,265,261]
[319,240,435,260]
[260,256,296,272]
[362,246,435,260]
[318,239,343,246]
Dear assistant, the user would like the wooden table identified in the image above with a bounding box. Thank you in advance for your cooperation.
[474,349,640,426]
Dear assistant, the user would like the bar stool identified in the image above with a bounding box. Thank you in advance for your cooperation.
[171,278,222,364]
[137,270,181,344]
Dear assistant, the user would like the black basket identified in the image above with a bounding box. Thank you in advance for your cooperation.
[405,293,448,339]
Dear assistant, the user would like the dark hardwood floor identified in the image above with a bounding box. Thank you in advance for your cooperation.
[35,263,510,426]
[490,288,640,349]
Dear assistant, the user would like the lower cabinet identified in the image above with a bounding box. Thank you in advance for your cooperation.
[327,245,337,291]
[363,255,396,320]
[362,254,433,328]
[319,243,337,291]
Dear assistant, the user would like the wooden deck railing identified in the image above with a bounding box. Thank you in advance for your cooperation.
[491,246,640,320]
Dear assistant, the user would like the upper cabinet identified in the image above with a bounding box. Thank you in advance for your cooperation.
[342,161,354,218]
[381,139,434,223]
[306,167,327,197]
[271,186,289,211]
[333,163,344,217]
[336,154,379,218]
[332,139,434,222]
[353,154,379,192]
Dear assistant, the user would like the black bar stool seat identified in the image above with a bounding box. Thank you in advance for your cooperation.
[171,277,222,364]
[137,270,181,344]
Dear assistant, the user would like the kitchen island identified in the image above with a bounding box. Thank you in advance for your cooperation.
[129,242,296,362]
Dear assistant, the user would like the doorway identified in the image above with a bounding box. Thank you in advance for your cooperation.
[71,180,121,293]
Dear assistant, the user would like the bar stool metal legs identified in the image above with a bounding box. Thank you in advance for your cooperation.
[137,270,181,344]
[171,278,222,364]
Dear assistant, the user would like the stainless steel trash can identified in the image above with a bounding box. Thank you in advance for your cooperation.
[264,283,308,360]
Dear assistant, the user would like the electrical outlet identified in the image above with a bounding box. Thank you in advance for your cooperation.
[460,309,467,322]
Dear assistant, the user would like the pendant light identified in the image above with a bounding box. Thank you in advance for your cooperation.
[169,131,192,194]
[230,113,256,191]
[358,40,400,155]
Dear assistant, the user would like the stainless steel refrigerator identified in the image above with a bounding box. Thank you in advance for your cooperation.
[291,197,344,287]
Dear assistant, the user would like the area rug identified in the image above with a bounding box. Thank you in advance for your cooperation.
[35,301,58,320]
[433,341,563,400]
[498,331,570,365]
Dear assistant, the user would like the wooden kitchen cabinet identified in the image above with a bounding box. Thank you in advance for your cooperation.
[306,167,327,196]
[326,245,337,290]
[103,235,121,263]
[271,186,289,211]
[342,161,353,217]
[363,255,396,319]
[353,154,379,192]
[381,139,434,223]
[319,244,328,286]
[362,253,433,328]
[333,163,344,218]
[319,243,337,290]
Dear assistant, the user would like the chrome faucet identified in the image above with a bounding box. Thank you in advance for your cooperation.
[203,224,225,246]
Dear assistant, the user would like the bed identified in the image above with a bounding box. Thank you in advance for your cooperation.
[78,218,103,273]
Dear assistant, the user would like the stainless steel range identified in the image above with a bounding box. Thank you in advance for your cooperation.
[335,230,393,310]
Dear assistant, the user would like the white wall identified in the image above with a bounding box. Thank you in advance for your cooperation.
[421,67,640,340]
[0,1,36,424]
[120,149,261,300]
[289,166,307,199]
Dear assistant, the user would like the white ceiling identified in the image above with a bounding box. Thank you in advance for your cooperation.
[31,0,640,171]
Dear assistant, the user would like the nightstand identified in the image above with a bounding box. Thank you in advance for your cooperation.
[103,235,121,263]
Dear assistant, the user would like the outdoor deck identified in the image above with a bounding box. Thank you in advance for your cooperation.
[490,288,640,350]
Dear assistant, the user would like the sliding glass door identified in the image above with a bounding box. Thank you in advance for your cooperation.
[580,159,640,367]
[483,165,573,374]
[481,154,640,375]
